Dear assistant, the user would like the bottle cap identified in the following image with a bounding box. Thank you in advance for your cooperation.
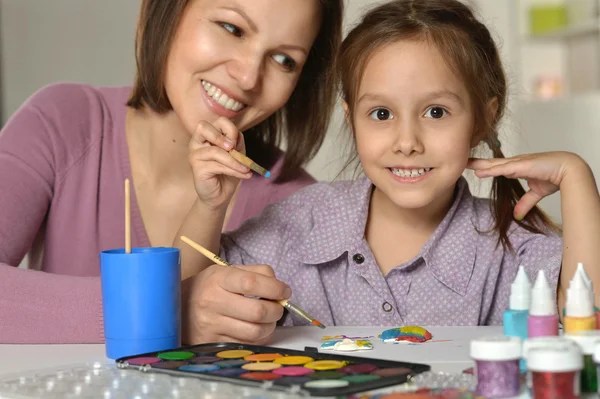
[530,270,556,316]
[593,339,600,363]
[576,262,595,303]
[523,337,578,361]
[566,270,594,317]
[470,336,521,361]
[528,345,583,372]
[509,266,531,311]
[564,330,600,355]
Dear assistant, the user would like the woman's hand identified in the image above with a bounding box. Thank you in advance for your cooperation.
[182,264,292,345]
[467,151,591,220]
[188,117,252,210]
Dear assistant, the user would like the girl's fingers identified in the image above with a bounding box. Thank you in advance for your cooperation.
[472,160,525,179]
[467,157,521,171]
[514,190,544,221]
[190,146,251,174]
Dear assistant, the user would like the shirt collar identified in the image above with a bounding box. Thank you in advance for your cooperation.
[294,176,479,296]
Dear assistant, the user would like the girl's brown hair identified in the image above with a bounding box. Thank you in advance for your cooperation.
[127,0,344,182]
[338,0,558,250]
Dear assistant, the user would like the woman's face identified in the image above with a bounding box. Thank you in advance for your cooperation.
[164,0,322,134]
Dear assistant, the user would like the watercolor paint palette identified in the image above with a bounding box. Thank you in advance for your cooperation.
[116,342,431,397]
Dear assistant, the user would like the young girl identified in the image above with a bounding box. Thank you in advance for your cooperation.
[182,0,600,345]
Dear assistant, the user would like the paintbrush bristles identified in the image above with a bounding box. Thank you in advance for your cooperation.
[125,178,131,254]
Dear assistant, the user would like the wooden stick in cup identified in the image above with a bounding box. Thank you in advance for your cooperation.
[125,178,131,254]
[180,235,325,329]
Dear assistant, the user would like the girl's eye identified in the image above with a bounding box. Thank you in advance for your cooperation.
[424,106,447,119]
[220,22,242,37]
[368,108,394,121]
[272,54,297,71]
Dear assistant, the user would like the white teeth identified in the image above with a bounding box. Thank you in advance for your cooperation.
[201,80,245,111]
[391,167,431,177]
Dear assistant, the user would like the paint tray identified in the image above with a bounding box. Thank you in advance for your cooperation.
[116,342,431,397]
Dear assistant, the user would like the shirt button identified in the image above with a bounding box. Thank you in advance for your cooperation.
[382,302,393,312]
[352,254,365,264]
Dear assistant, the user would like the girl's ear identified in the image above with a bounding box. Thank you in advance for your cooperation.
[342,99,350,121]
[470,97,499,148]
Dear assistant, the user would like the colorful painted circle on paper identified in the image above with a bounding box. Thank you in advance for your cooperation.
[216,350,254,359]
[274,356,314,365]
[157,351,195,361]
[241,362,282,371]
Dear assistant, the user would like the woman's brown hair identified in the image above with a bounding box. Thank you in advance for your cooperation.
[338,0,558,251]
[127,0,344,182]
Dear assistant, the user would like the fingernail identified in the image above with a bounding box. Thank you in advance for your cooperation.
[223,141,234,150]
[283,286,292,298]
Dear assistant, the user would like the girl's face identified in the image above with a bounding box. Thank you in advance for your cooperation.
[351,39,477,212]
[165,0,321,134]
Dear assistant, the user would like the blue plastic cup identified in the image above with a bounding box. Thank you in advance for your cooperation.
[100,247,181,359]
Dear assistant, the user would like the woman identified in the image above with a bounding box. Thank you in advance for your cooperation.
[0,0,343,343]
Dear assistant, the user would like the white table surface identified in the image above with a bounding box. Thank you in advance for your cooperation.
[0,326,501,377]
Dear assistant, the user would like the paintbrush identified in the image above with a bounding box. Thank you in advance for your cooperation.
[180,235,325,329]
[125,178,131,254]
[229,149,271,178]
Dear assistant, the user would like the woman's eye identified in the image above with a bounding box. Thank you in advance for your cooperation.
[368,108,394,121]
[424,106,447,119]
[272,54,297,71]
[220,23,242,37]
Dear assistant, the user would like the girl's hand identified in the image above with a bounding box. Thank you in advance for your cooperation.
[466,151,590,220]
[188,117,252,210]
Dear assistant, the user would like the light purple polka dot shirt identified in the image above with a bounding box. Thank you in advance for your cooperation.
[221,176,563,327]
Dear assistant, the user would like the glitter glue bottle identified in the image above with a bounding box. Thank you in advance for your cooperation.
[503,266,531,340]
[528,344,583,399]
[527,270,559,338]
[564,270,596,334]
[564,330,600,393]
[522,337,580,393]
[470,336,521,398]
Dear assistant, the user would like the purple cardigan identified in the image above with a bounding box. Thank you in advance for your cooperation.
[0,83,315,343]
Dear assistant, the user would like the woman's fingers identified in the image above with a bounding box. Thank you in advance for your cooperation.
[220,265,292,300]
[189,145,252,175]
[191,119,236,151]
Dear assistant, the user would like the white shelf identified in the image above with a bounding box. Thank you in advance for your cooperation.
[526,18,600,41]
